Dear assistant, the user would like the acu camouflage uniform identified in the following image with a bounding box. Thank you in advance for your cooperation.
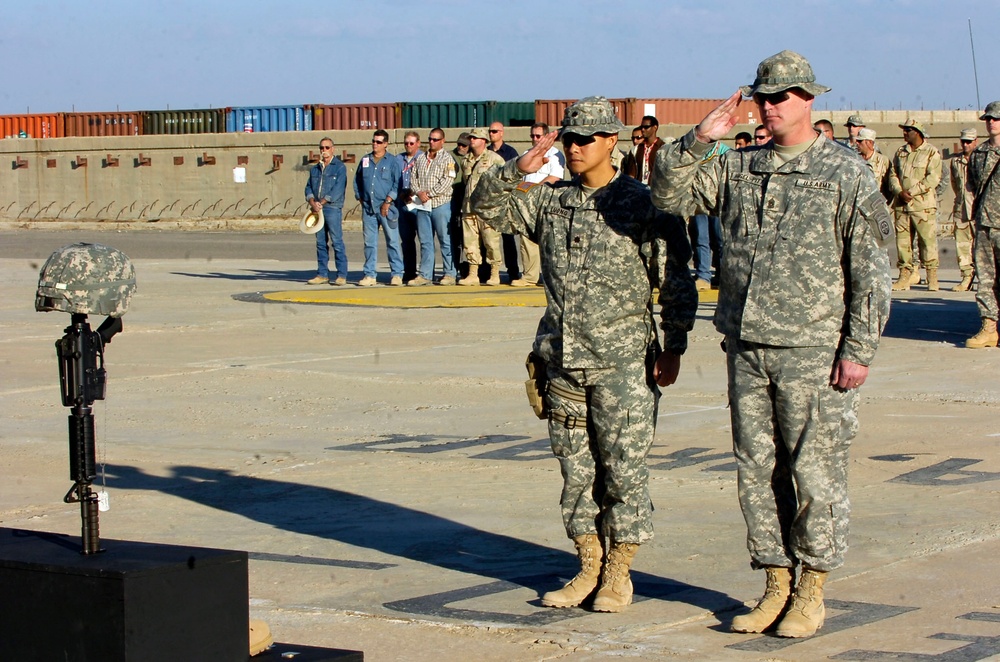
[888,135,943,271]
[472,159,697,544]
[650,127,892,572]
[969,120,1000,320]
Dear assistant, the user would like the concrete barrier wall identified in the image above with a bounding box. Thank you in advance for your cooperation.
[0,119,984,226]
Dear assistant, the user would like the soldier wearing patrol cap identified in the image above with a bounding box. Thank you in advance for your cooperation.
[965,101,1000,347]
[472,96,697,614]
[650,50,892,638]
[459,127,505,285]
[888,119,943,291]
[941,128,979,292]
[842,114,865,151]
[856,128,890,198]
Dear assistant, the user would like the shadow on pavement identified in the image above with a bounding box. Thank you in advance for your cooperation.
[883,296,979,345]
[170,269,315,282]
[106,463,742,619]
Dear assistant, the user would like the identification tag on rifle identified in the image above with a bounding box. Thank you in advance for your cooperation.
[97,490,110,512]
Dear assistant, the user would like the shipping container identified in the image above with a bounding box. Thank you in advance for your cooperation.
[311,103,400,131]
[65,112,143,137]
[0,113,66,139]
[630,98,760,126]
[401,101,494,128]
[142,109,225,135]
[534,99,636,129]
[226,106,312,133]
[487,102,536,127]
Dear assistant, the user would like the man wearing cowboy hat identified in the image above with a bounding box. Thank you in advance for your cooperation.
[472,96,697,614]
[305,137,349,285]
[888,119,943,291]
[650,50,892,638]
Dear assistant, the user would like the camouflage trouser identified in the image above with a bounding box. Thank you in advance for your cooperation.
[894,208,938,270]
[974,227,1000,320]
[726,338,859,572]
[545,355,659,544]
[461,213,502,266]
[955,221,974,276]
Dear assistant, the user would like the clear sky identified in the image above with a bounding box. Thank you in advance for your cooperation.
[1,0,994,116]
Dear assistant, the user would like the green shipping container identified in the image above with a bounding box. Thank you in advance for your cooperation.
[487,102,535,127]
[142,109,225,135]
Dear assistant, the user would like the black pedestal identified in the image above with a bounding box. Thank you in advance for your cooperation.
[0,527,249,661]
[258,643,364,661]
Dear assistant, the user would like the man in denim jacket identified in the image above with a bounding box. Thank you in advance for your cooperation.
[354,130,403,286]
[305,137,349,285]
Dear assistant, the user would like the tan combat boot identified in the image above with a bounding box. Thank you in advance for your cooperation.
[926,268,939,291]
[486,264,501,286]
[891,268,912,291]
[540,534,603,608]
[592,541,639,612]
[775,567,828,638]
[458,270,481,286]
[909,268,922,285]
[966,318,999,349]
[952,274,974,292]
[731,566,795,633]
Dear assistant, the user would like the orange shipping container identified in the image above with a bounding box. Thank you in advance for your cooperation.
[312,103,400,131]
[65,112,143,137]
[630,98,760,126]
[534,98,636,128]
[0,113,65,139]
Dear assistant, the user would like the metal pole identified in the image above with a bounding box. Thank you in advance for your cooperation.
[969,18,982,111]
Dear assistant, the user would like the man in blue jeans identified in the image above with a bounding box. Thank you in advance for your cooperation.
[304,137,348,285]
[409,127,458,286]
[354,129,404,286]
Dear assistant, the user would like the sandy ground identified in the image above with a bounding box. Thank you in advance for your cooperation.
[2,231,1000,661]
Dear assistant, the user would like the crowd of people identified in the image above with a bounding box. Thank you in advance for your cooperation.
[300,48,1000,639]
[304,121,566,289]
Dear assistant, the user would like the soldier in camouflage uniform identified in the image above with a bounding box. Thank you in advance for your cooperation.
[944,128,979,292]
[888,119,943,291]
[856,128,890,201]
[459,128,506,286]
[650,51,892,638]
[966,102,1000,348]
[472,96,698,613]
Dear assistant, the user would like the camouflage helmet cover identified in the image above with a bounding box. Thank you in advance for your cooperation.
[560,96,626,137]
[741,50,832,98]
[35,243,136,317]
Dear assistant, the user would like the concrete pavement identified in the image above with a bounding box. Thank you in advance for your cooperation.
[2,233,1000,661]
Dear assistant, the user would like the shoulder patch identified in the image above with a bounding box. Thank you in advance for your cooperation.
[859,189,893,246]
[516,181,539,194]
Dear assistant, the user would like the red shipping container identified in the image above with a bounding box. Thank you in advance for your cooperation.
[534,98,636,128]
[312,103,400,131]
[630,98,760,126]
[65,112,143,137]
[0,113,66,139]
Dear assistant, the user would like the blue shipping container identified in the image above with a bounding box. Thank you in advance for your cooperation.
[226,106,312,133]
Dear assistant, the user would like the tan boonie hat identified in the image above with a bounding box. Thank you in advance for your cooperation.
[844,114,865,127]
[740,50,831,98]
[559,96,626,137]
[468,127,489,140]
[856,128,877,142]
[980,101,1000,120]
[961,128,978,141]
[899,118,927,137]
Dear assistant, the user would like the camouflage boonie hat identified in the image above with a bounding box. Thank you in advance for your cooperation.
[741,50,831,98]
[36,243,136,318]
[899,118,927,137]
[961,128,978,141]
[468,127,489,140]
[856,128,877,142]
[844,114,865,127]
[980,101,1000,121]
[456,132,472,147]
[560,96,626,137]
